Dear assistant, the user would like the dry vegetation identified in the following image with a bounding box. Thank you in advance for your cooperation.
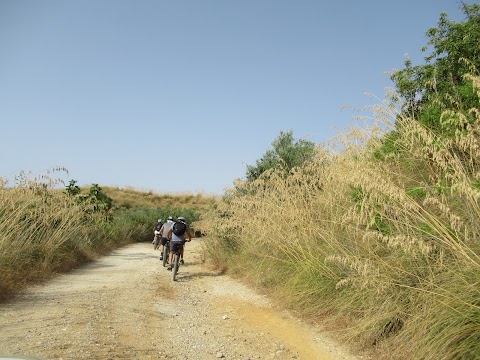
[100,186,219,210]
[199,76,480,359]
[0,171,117,300]
[0,175,217,301]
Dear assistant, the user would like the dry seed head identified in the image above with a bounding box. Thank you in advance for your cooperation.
[452,180,480,202]
[362,231,435,256]
[335,278,352,290]
[464,74,480,99]
[325,255,374,276]
[422,197,465,234]
[459,58,479,75]
[469,107,480,120]
[325,254,381,290]
[0,177,8,188]
[440,110,469,129]
[346,165,418,213]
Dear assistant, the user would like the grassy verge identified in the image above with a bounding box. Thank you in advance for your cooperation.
[198,77,480,359]
[0,182,111,300]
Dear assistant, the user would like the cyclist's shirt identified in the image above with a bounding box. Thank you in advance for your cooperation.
[162,220,174,238]
[171,222,189,243]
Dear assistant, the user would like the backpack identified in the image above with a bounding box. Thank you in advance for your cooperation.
[172,222,187,236]
[155,222,163,231]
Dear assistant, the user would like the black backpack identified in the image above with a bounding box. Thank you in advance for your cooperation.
[172,222,187,236]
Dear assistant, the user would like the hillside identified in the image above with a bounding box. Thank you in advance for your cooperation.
[100,186,219,210]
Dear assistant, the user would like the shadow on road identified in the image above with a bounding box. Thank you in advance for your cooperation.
[174,270,224,282]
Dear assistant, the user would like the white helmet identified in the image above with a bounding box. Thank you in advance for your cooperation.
[158,219,162,222]
[178,216,186,222]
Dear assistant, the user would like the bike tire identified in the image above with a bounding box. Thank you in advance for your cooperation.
[172,253,179,281]
[162,245,169,267]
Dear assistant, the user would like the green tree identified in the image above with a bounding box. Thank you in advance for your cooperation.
[65,179,81,196]
[391,3,480,133]
[88,184,113,212]
[246,131,316,182]
[65,180,113,214]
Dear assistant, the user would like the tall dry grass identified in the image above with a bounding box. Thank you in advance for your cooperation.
[0,170,124,300]
[200,77,480,359]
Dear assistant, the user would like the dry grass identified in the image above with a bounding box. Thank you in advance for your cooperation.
[199,76,480,359]
[0,171,125,301]
[99,186,219,210]
[0,173,219,301]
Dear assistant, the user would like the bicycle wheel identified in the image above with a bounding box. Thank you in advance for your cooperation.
[162,244,169,267]
[172,253,179,281]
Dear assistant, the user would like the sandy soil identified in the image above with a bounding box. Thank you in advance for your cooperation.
[0,238,364,360]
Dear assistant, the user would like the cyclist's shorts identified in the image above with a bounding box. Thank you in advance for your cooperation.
[161,237,169,246]
[169,240,184,252]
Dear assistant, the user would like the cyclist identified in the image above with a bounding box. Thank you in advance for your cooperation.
[158,216,174,261]
[152,218,163,250]
[166,216,192,270]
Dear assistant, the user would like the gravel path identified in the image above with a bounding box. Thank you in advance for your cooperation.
[0,238,362,360]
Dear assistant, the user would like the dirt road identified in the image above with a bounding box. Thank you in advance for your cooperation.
[0,238,361,360]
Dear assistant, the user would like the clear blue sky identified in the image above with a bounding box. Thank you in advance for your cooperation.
[0,0,474,194]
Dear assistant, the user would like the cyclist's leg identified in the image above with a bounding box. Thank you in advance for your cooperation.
[180,242,185,263]
[167,241,179,270]
[167,241,176,268]
[159,237,167,258]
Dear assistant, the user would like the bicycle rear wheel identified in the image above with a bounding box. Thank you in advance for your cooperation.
[162,244,169,267]
[172,253,179,281]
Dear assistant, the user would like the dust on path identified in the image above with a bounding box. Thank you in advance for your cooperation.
[0,238,362,360]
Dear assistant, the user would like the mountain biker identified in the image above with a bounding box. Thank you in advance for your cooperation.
[166,216,192,270]
[158,216,174,261]
[152,218,163,250]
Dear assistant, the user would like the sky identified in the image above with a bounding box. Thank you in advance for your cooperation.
[0,0,474,194]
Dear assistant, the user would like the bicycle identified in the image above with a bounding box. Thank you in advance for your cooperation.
[161,239,170,267]
[170,242,182,281]
[169,240,189,281]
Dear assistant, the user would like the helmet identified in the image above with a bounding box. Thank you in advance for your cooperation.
[178,216,186,222]
[158,219,162,222]
[167,216,173,220]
